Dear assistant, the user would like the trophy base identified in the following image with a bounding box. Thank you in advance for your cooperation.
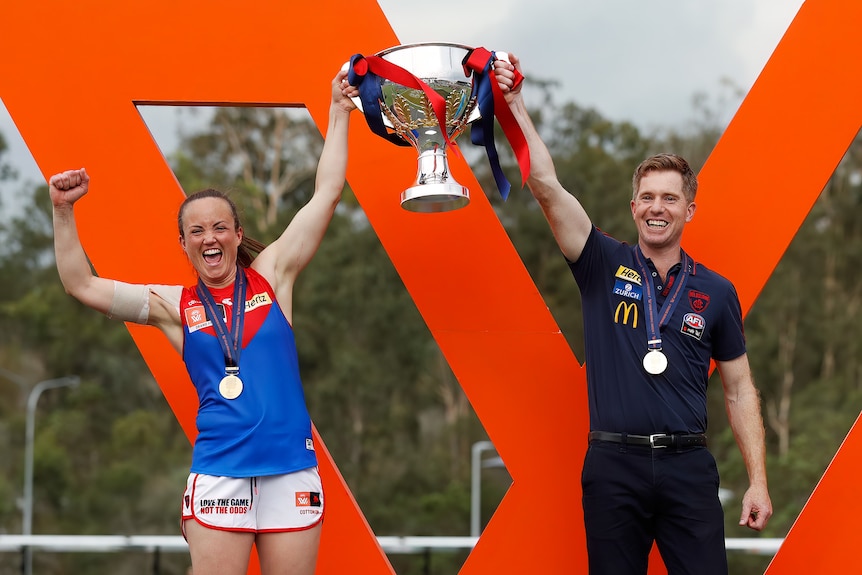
[401,183,470,213]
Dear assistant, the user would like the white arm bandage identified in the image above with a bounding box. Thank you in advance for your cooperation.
[149,284,182,315]
[107,281,151,324]
[107,282,183,324]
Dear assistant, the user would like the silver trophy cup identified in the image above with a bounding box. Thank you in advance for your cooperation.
[350,43,484,213]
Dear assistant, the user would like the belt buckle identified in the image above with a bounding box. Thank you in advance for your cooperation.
[649,433,668,449]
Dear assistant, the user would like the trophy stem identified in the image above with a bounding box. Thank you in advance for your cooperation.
[400,148,470,213]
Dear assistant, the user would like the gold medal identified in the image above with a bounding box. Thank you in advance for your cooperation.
[219,374,244,399]
[643,349,668,375]
[198,267,248,401]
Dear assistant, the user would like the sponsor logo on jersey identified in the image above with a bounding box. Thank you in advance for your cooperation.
[614,301,639,328]
[184,305,212,332]
[615,265,642,285]
[681,312,705,340]
[246,291,272,313]
[306,438,315,451]
[689,290,710,312]
[613,279,642,300]
[185,292,272,333]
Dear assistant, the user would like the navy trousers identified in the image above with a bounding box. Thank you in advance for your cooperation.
[581,440,728,575]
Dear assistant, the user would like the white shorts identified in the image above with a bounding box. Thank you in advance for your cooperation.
[181,467,324,535]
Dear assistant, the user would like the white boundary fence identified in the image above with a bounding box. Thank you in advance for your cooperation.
[0,534,784,554]
[0,536,784,575]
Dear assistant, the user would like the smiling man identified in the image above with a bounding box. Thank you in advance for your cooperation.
[492,54,772,575]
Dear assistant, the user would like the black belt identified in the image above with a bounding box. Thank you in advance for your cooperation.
[589,431,707,449]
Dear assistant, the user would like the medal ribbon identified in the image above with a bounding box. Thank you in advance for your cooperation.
[462,47,530,201]
[633,247,691,352]
[197,265,247,373]
[347,53,457,153]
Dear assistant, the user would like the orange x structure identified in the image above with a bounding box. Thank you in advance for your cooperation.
[0,0,859,573]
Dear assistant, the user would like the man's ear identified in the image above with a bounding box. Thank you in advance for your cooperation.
[686,202,697,222]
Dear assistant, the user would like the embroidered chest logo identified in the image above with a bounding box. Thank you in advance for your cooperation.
[614,301,639,328]
[689,290,710,313]
[613,265,643,301]
[681,312,706,340]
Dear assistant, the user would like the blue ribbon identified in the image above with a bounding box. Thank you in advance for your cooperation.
[347,54,410,148]
[464,49,511,201]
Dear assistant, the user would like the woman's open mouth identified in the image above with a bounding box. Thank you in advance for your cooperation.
[203,248,223,265]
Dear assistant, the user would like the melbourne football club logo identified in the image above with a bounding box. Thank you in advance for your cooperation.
[689,290,710,312]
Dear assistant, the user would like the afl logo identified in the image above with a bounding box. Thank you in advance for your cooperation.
[681,313,705,340]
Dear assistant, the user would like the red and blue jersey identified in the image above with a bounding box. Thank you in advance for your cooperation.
[180,267,317,477]
[569,226,746,435]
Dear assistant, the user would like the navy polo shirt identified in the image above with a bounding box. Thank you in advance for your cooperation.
[569,226,746,435]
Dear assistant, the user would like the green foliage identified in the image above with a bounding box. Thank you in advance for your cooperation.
[0,130,17,185]
[708,132,862,546]
[1,92,861,575]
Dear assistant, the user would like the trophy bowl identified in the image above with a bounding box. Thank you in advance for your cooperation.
[349,43,482,213]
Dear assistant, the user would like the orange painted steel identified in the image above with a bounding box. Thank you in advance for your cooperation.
[0,1,860,574]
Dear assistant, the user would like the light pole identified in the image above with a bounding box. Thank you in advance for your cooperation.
[470,441,506,537]
[23,375,80,575]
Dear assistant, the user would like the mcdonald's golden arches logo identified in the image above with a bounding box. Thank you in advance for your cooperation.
[614,301,639,328]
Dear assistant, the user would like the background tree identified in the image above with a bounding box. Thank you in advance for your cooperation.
[0,134,192,573]
[0,87,861,574]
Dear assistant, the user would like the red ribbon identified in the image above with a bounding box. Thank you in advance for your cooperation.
[463,48,531,187]
[356,54,459,154]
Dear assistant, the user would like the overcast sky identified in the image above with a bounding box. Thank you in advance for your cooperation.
[0,0,805,188]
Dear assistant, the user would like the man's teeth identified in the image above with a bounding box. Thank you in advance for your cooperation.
[647,220,667,228]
